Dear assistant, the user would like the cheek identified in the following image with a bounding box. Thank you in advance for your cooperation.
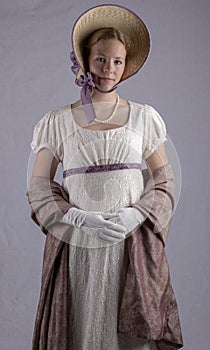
[88,59,100,73]
[118,64,125,76]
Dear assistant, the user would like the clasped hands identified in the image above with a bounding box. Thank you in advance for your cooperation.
[59,206,146,242]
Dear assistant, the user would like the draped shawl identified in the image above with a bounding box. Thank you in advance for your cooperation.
[26,163,183,349]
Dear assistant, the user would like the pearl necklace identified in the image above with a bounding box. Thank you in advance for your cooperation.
[94,94,119,124]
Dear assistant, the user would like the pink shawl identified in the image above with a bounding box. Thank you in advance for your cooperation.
[26,164,183,349]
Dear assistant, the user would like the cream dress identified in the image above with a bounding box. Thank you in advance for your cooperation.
[31,101,167,350]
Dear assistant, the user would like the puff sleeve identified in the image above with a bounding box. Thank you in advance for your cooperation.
[142,104,167,160]
[30,110,63,162]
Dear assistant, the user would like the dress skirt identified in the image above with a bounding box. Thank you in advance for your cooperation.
[68,239,157,350]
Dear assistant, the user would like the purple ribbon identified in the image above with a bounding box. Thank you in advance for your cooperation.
[70,51,81,75]
[63,163,142,178]
[70,51,96,124]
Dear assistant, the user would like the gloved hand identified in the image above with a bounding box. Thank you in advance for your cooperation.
[59,207,127,242]
[106,207,146,237]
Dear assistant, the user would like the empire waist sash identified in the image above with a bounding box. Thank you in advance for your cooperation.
[63,163,142,179]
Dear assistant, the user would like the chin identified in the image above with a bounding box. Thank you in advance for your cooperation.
[96,83,116,92]
[99,87,114,92]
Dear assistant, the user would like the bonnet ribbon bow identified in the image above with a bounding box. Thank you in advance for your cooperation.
[70,51,96,124]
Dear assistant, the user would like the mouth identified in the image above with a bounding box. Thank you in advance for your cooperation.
[99,77,114,82]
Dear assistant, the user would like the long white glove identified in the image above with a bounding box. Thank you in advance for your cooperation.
[59,207,127,242]
[106,207,146,237]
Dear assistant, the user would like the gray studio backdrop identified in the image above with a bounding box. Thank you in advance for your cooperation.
[0,0,209,349]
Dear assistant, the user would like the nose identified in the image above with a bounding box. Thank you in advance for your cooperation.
[103,60,113,74]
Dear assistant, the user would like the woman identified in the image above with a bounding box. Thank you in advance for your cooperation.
[27,5,183,350]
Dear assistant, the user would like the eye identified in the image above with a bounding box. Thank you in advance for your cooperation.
[114,60,123,65]
[96,57,105,63]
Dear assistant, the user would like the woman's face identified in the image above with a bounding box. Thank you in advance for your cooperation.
[88,38,126,92]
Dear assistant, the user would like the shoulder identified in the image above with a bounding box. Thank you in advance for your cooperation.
[49,103,72,119]
[129,101,167,136]
[129,102,166,126]
[128,100,144,111]
[35,104,72,126]
[129,101,163,118]
[143,104,166,128]
[128,100,145,123]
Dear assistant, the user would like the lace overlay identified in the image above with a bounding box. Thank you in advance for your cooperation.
[65,111,156,349]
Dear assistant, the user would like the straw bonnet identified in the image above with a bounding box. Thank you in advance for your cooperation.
[71,4,150,81]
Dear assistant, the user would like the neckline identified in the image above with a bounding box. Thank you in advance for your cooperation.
[70,101,132,132]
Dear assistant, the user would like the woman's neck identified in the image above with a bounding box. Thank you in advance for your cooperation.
[91,89,117,103]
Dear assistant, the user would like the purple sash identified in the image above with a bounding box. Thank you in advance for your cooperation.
[63,163,142,178]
